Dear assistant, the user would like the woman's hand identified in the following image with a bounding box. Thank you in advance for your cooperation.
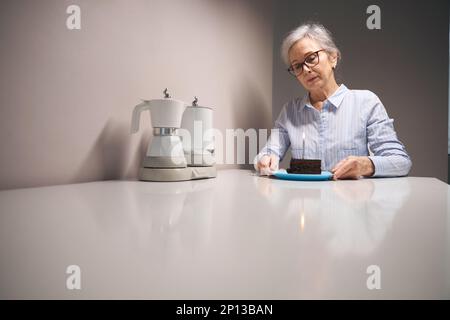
[255,154,279,176]
[331,156,374,180]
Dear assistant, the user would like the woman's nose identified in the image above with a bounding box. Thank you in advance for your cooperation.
[303,64,312,73]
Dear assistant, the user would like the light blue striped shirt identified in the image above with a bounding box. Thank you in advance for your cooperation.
[256,84,412,177]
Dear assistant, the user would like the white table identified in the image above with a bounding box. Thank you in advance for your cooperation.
[1,169,449,299]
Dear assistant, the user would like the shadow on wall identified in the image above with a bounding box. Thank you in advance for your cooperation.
[220,75,272,170]
[74,119,140,182]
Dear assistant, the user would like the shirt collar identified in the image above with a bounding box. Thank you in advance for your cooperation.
[299,84,348,110]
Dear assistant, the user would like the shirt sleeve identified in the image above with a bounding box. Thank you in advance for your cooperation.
[366,93,412,177]
[254,104,291,166]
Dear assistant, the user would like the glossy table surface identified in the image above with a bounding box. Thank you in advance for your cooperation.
[1,169,449,299]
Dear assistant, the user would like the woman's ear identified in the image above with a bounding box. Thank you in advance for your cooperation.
[329,52,338,69]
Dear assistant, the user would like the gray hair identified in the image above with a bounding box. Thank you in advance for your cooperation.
[281,23,341,67]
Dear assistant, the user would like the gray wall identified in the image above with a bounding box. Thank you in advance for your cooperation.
[0,0,273,189]
[273,0,449,182]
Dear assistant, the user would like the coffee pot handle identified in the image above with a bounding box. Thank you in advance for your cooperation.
[131,101,150,134]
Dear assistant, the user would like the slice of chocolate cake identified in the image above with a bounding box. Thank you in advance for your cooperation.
[287,158,321,174]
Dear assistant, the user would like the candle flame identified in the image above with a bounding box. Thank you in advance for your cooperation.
[300,212,305,232]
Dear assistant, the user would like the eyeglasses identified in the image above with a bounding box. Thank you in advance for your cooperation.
[287,49,325,77]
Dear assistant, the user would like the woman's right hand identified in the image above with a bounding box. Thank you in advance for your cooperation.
[255,154,279,176]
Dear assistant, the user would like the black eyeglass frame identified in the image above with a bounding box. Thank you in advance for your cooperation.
[287,49,326,77]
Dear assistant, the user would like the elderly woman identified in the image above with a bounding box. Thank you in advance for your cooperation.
[254,23,412,179]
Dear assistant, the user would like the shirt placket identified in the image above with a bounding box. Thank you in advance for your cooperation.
[318,103,328,169]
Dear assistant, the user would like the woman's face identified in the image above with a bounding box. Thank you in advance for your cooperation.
[288,38,337,92]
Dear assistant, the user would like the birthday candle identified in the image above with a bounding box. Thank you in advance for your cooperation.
[302,131,305,159]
